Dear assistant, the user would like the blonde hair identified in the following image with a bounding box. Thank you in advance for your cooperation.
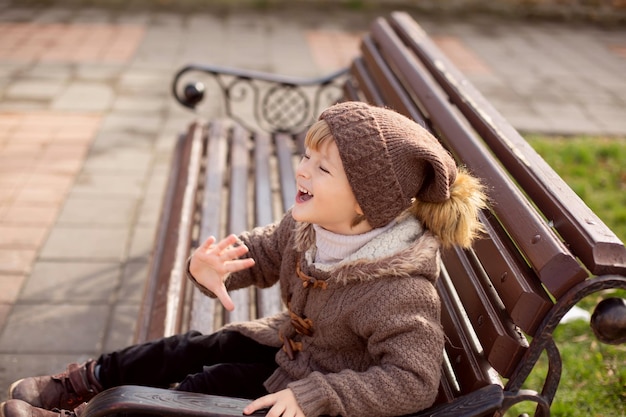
[409,168,488,248]
[304,119,333,150]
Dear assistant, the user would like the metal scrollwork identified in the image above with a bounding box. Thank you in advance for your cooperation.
[172,64,349,134]
[504,274,626,414]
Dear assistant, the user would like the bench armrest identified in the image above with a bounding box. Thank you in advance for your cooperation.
[81,386,267,417]
[81,384,506,417]
[171,64,349,134]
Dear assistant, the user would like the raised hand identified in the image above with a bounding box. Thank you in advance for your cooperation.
[189,234,255,311]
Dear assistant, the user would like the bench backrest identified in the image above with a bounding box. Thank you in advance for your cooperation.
[341,11,626,400]
[137,120,306,340]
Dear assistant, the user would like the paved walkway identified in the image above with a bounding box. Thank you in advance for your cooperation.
[0,1,625,402]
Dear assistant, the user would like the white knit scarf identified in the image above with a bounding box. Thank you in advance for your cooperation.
[312,222,394,265]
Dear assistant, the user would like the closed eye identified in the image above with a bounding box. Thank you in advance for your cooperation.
[302,153,331,174]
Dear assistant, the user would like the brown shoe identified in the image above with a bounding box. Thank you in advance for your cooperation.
[0,400,86,417]
[8,361,102,410]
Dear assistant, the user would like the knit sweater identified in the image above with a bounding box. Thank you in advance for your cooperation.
[189,211,445,417]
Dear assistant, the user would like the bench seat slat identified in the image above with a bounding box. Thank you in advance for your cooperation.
[225,124,253,324]
[474,212,553,336]
[253,131,284,318]
[254,131,274,228]
[342,79,363,103]
[442,247,527,378]
[388,11,626,277]
[137,123,203,342]
[369,17,587,298]
[437,271,497,394]
[274,133,298,213]
[350,57,385,107]
[360,35,429,126]
[190,121,232,335]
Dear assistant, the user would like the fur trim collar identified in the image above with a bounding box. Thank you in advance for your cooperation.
[293,215,441,286]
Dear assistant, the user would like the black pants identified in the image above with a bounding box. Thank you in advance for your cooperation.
[96,330,280,399]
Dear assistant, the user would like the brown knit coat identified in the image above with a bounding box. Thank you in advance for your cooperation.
[190,212,444,417]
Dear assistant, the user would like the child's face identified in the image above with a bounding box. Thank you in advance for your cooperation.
[292,140,368,235]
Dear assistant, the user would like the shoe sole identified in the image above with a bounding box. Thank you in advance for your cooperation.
[7,379,22,399]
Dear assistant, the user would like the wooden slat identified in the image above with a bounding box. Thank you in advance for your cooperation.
[437,269,495,394]
[135,123,200,343]
[442,247,527,378]
[350,57,385,107]
[162,122,205,337]
[226,124,252,323]
[253,130,283,318]
[359,35,429,126]
[474,211,553,336]
[342,79,362,102]
[253,131,274,227]
[190,121,230,335]
[388,11,626,277]
[274,133,297,211]
[369,17,587,298]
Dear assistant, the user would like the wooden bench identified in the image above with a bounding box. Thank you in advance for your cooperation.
[83,11,626,417]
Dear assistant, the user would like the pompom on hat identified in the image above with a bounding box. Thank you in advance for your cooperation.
[319,101,458,229]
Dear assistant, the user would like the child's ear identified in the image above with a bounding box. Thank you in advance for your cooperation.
[355,203,364,216]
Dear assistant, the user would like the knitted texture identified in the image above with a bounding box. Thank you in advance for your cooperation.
[319,102,457,228]
[195,212,445,417]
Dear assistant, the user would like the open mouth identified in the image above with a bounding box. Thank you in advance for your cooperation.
[296,187,313,203]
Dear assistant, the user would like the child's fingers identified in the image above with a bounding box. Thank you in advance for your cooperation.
[198,235,217,252]
[215,234,241,251]
[213,283,235,311]
[226,258,255,273]
[243,394,275,415]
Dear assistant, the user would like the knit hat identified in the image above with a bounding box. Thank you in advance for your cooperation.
[319,101,458,229]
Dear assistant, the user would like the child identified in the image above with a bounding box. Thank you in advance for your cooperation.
[1,102,487,417]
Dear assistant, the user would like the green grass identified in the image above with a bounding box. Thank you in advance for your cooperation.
[506,135,626,416]
[526,135,626,243]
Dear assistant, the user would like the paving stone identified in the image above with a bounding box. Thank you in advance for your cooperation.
[70,172,146,197]
[0,274,26,303]
[119,260,149,304]
[5,80,65,101]
[20,261,120,302]
[111,96,168,113]
[57,195,138,226]
[39,227,130,261]
[22,63,73,80]
[52,82,115,112]
[82,146,154,174]
[102,303,139,352]
[0,249,37,274]
[128,225,157,261]
[0,304,108,353]
[98,113,163,136]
